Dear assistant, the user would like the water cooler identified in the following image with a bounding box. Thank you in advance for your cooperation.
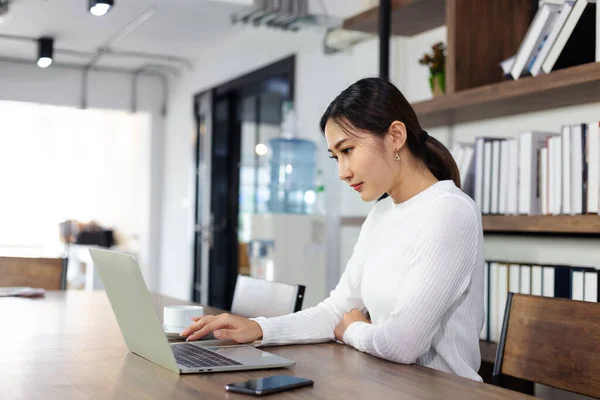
[246,114,328,309]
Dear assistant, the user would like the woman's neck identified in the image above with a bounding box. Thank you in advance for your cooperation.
[387,166,439,204]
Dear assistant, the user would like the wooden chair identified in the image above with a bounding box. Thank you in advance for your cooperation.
[230,275,305,318]
[0,256,67,290]
[493,293,600,398]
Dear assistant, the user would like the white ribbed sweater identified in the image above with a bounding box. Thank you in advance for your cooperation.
[252,180,485,381]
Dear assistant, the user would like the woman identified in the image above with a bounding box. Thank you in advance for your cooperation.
[181,77,484,381]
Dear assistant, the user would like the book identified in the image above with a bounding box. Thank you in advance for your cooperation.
[491,140,502,214]
[474,138,485,211]
[518,131,559,215]
[549,136,563,215]
[584,269,598,302]
[499,55,516,78]
[459,145,476,198]
[481,262,490,341]
[541,0,596,74]
[510,3,561,79]
[531,1,576,76]
[483,141,493,214]
[571,124,585,214]
[541,146,549,214]
[499,140,510,214]
[543,265,556,297]
[562,125,572,214]
[506,139,519,215]
[587,121,600,213]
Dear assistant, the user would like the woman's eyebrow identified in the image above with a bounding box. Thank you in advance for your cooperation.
[328,138,348,152]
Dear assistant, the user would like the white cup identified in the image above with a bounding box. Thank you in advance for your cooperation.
[163,305,204,333]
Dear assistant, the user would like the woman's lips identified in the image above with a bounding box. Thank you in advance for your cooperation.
[351,183,363,191]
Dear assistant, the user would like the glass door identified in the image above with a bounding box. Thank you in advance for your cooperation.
[237,90,287,278]
[192,91,212,304]
[193,57,294,309]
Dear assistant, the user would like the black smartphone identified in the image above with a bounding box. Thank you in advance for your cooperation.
[225,375,314,396]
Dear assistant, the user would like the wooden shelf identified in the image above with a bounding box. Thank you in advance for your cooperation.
[342,0,445,37]
[343,214,600,235]
[414,62,600,129]
[482,215,600,235]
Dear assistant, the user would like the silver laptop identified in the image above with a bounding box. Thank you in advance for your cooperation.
[89,248,295,374]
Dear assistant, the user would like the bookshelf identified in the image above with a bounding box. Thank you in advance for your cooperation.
[482,215,600,236]
[342,215,600,236]
[413,62,600,129]
[342,0,446,37]
[343,0,533,92]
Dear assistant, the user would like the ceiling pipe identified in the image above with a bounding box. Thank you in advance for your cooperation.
[82,5,155,109]
[0,56,168,115]
[131,64,178,116]
[0,33,193,69]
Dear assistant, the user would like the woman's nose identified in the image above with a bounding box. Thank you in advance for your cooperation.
[338,165,352,181]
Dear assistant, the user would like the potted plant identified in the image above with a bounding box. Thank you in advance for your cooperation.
[419,42,446,97]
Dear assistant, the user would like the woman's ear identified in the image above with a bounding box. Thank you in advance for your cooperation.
[388,121,407,149]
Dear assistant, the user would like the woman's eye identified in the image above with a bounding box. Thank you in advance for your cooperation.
[328,155,338,162]
[341,147,353,155]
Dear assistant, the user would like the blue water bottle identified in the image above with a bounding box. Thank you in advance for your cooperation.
[267,137,317,214]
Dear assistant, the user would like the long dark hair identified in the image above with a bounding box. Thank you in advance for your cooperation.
[319,77,460,188]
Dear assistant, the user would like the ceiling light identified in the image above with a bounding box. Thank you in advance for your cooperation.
[37,37,53,68]
[89,0,114,16]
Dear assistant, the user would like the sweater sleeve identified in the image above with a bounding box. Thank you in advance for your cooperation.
[342,194,480,364]
[250,206,379,346]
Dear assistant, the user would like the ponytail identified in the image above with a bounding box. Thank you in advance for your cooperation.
[421,132,461,188]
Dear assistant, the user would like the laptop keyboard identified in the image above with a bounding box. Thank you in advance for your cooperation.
[172,343,243,368]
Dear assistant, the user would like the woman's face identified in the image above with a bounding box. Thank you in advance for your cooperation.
[325,120,396,202]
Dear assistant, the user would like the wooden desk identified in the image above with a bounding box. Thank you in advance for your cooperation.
[0,291,534,399]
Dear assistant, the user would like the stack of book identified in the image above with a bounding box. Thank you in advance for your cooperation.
[500,0,597,79]
[481,260,598,342]
[451,121,600,215]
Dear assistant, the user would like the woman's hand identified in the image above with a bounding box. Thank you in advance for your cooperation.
[180,313,263,343]
[334,309,371,342]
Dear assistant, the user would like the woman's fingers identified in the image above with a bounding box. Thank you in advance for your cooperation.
[186,320,226,341]
[180,315,216,337]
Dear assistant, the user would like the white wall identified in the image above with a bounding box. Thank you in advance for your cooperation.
[0,61,166,290]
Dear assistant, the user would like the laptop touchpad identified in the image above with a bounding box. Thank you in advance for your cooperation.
[209,346,273,360]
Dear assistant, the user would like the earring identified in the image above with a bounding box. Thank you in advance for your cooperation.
[393,151,400,161]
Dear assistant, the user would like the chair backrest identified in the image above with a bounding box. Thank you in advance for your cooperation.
[493,293,600,398]
[230,275,305,318]
[0,256,67,290]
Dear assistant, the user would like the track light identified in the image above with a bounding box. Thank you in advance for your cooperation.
[89,0,114,17]
[37,37,53,68]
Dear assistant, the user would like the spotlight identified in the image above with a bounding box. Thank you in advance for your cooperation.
[37,37,53,68]
[89,0,114,16]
